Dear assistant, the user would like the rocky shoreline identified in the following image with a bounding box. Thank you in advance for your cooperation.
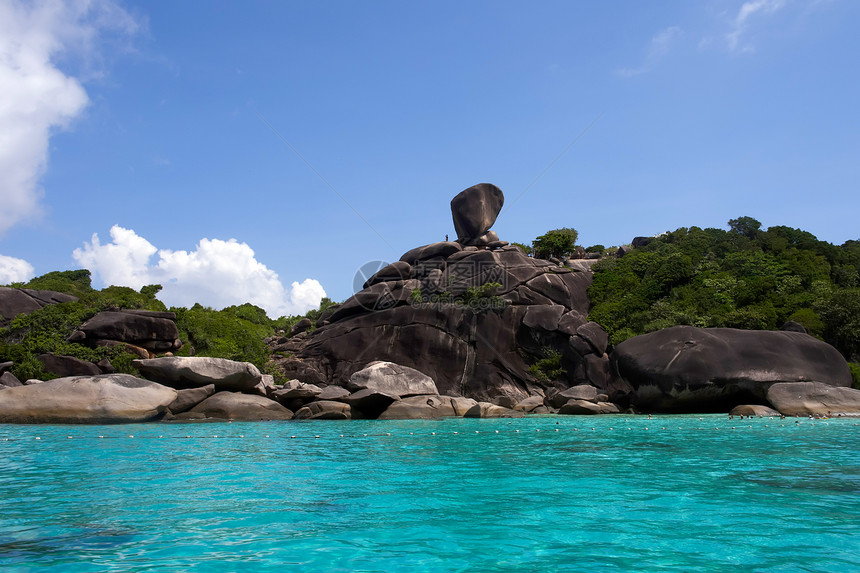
[2,183,860,423]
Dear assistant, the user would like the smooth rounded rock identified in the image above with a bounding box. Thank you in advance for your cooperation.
[546,385,599,408]
[348,361,438,397]
[38,353,101,377]
[612,326,852,412]
[378,395,461,419]
[729,404,781,417]
[189,392,293,420]
[134,356,263,392]
[167,384,216,414]
[463,402,523,418]
[293,400,352,420]
[766,382,860,417]
[400,242,462,266]
[0,374,177,424]
[317,385,351,401]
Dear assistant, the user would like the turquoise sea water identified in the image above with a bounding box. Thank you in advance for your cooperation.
[1,415,859,572]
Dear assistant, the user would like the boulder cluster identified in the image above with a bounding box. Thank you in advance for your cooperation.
[2,182,859,422]
[29,310,184,379]
[273,183,613,405]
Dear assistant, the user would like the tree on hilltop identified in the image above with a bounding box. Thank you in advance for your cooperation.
[533,228,578,259]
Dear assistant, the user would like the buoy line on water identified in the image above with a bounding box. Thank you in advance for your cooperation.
[0,418,855,442]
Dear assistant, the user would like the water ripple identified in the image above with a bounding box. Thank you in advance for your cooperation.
[1,416,858,571]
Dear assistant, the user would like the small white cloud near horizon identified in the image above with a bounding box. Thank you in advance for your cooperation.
[73,225,327,318]
[0,0,138,236]
[0,254,36,285]
[616,26,682,77]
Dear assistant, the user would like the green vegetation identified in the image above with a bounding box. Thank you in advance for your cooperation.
[172,304,272,367]
[1,270,338,381]
[587,218,860,363]
[411,282,506,310]
[510,242,533,255]
[850,363,860,390]
[1,271,166,381]
[533,228,578,259]
[461,282,505,308]
[527,347,565,382]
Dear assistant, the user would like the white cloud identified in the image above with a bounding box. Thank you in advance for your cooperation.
[73,225,327,318]
[726,0,787,52]
[617,26,682,77]
[0,0,138,235]
[0,254,35,285]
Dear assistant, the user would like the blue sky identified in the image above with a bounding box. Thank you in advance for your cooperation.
[1,0,858,316]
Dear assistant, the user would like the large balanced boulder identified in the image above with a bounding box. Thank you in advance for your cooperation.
[268,184,609,402]
[134,357,262,392]
[450,183,504,243]
[188,392,293,420]
[0,374,177,424]
[348,361,438,397]
[612,326,852,412]
[766,382,860,417]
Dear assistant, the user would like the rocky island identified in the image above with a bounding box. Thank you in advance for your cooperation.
[1,183,859,423]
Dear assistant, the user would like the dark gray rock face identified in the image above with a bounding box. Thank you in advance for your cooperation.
[611,326,852,412]
[0,374,177,424]
[343,388,399,418]
[133,357,263,392]
[189,392,293,420]
[1,372,23,388]
[400,243,462,266]
[317,385,350,401]
[0,287,79,325]
[364,261,413,289]
[267,184,606,403]
[450,183,504,243]
[270,380,322,402]
[167,384,216,414]
[780,321,807,334]
[546,385,599,408]
[463,402,523,418]
[290,318,313,336]
[766,382,860,417]
[293,400,352,420]
[76,311,181,352]
[273,249,599,402]
[38,353,101,377]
